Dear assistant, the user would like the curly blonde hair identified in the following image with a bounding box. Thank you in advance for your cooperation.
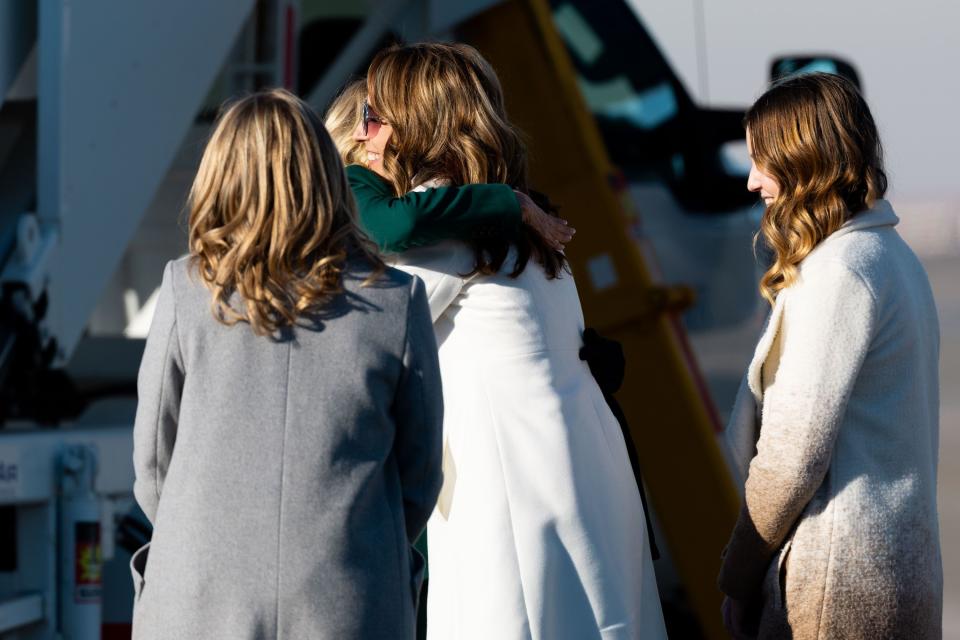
[324,79,367,165]
[188,88,382,335]
[747,72,887,305]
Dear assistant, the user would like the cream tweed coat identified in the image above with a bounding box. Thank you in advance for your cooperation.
[719,201,942,639]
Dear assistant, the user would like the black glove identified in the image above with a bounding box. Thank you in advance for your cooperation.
[579,327,660,560]
[578,327,625,395]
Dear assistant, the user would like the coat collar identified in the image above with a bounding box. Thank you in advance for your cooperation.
[809,199,899,252]
[743,199,898,404]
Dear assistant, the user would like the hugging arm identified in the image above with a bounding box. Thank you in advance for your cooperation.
[346,165,573,253]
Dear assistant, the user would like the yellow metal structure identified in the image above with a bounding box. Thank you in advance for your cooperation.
[459,2,740,637]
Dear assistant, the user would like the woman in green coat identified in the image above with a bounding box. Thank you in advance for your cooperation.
[324,79,573,253]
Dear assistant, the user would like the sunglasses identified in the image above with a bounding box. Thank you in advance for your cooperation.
[362,101,386,137]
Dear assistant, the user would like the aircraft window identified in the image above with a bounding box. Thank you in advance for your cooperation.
[771,56,861,89]
[553,4,604,65]
[579,78,678,131]
[781,59,839,76]
[551,0,690,148]
[549,0,757,212]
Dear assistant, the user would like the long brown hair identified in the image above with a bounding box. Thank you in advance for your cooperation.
[367,42,567,278]
[746,72,887,305]
[188,88,383,336]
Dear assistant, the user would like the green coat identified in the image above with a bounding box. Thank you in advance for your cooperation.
[345,165,520,251]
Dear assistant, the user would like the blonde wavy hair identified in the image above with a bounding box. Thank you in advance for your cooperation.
[747,72,887,305]
[367,42,567,278]
[188,88,382,336]
[324,79,367,165]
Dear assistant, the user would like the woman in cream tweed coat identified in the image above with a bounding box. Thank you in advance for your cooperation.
[719,73,941,639]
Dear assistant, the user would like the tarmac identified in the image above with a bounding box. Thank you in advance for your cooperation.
[928,255,960,639]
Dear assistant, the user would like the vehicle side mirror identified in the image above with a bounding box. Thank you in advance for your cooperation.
[769,56,862,91]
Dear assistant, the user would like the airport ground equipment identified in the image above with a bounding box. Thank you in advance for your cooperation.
[58,444,103,638]
[0,2,279,637]
[0,428,134,639]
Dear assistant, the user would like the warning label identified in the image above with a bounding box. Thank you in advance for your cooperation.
[75,522,102,603]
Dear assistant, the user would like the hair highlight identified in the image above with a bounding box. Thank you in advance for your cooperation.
[188,88,382,336]
[747,72,887,305]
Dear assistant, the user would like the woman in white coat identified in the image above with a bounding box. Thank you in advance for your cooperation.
[719,73,942,639]
[346,43,666,640]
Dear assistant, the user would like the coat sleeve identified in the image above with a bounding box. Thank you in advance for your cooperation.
[346,164,521,253]
[721,373,761,492]
[718,260,877,600]
[392,276,444,540]
[132,262,185,525]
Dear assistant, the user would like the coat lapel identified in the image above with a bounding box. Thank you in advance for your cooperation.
[723,294,786,489]
[741,199,894,405]
[747,293,787,405]
[724,200,897,489]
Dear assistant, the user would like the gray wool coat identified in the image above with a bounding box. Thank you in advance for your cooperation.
[719,201,942,639]
[130,256,443,640]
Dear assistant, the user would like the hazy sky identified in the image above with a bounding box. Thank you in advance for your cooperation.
[630,0,960,203]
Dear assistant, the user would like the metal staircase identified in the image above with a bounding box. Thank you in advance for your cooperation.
[0,3,257,637]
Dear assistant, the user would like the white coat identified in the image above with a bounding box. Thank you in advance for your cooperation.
[392,239,666,640]
[720,201,942,639]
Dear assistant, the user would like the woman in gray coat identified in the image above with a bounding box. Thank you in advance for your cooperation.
[130,89,443,640]
[719,73,941,639]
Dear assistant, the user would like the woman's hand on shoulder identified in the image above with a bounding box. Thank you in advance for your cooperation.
[514,190,575,252]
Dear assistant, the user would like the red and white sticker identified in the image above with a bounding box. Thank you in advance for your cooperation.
[74,522,102,603]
